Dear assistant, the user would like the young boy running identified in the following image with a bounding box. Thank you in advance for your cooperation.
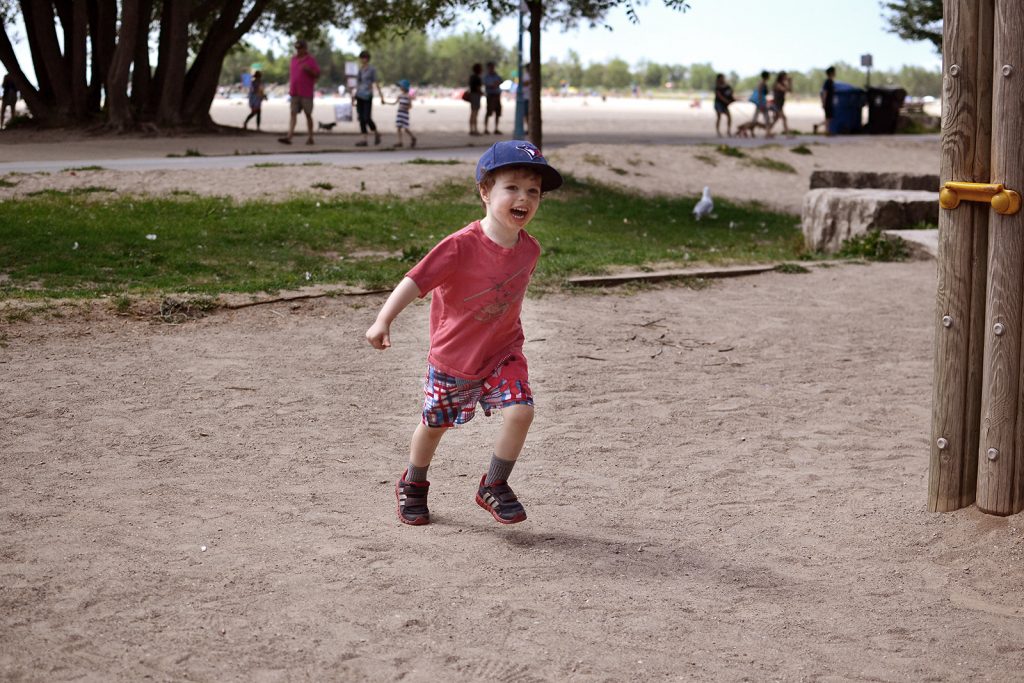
[365,140,563,526]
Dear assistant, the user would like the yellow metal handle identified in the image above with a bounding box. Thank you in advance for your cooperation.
[940,181,1021,215]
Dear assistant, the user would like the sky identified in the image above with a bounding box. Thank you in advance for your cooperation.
[4,1,941,83]
[359,0,942,75]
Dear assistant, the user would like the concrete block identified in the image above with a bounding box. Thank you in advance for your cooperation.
[809,170,940,192]
[801,188,939,253]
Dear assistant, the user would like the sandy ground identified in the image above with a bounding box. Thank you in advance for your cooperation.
[6,102,1023,681]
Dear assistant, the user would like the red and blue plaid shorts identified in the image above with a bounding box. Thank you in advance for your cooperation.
[422,353,533,427]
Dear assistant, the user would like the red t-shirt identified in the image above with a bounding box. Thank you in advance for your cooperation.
[289,55,320,98]
[406,221,541,380]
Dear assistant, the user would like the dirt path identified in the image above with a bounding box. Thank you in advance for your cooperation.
[4,259,1024,681]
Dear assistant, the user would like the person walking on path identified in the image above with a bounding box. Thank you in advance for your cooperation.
[483,62,503,135]
[713,73,734,137]
[766,71,791,136]
[749,70,772,137]
[468,63,483,135]
[365,140,564,526]
[278,40,320,145]
[243,71,266,131]
[354,50,385,147]
[1,74,18,129]
[386,79,417,148]
[816,66,836,136]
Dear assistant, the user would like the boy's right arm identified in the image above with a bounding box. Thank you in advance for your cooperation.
[365,277,422,350]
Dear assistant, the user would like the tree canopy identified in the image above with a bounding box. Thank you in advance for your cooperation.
[0,0,464,129]
[883,0,942,53]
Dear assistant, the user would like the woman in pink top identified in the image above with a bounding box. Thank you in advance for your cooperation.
[366,140,563,527]
[278,39,320,146]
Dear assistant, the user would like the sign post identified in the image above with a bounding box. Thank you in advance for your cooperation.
[861,53,873,89]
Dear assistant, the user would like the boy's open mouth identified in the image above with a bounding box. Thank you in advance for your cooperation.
[510,207,529,220]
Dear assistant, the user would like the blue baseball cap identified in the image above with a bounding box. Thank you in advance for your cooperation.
[396,79,410,91]
[475,140,563,192]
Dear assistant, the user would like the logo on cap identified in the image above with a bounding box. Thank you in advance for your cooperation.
[516,143,542,161]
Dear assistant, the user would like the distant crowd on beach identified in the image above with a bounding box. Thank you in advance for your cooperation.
[251,38,528,148]
[2,41,846,145]
[712,66,837,139]
[238,42,844,147]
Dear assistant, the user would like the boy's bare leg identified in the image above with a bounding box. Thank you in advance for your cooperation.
[493,404,533,462]
[409,422,448,468]
[477,404,533,523]
[397,422,445,525]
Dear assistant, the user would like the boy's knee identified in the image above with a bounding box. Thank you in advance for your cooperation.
[504,405,534,428]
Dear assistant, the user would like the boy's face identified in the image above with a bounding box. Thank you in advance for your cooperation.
[480,168,543,232]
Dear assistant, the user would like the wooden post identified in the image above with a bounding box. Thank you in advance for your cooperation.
[929,0,993,512]
[976,1,1024,515]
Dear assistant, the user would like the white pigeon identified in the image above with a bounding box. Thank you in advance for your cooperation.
[693,186,713,221]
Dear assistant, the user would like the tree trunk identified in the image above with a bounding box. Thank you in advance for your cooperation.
[0,30,49,121]
[87,0,118,115]
[154,1,189,125]
[70,0,91,117]
[527,1,543,148]
[20,0,57,106]
[181,0,246,125]
[181,0,268,126]
[107,0,140,130]
[130,0,154,119]
[28,1,73,118]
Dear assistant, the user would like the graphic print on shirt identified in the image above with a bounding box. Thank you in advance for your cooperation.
[463,266,529,323]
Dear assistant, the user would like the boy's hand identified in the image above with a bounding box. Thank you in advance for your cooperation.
[365,320,391,349]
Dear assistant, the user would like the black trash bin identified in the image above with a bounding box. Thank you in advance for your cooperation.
[866,87,907,134]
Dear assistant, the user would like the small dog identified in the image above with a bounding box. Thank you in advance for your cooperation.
[734,120,764,138]
[318,121,337,131]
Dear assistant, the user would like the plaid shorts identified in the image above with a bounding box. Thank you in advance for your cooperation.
[422,353,533,428]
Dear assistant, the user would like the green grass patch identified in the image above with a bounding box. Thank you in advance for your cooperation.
[0,177,17,188]
[694,154,718,167]
[62,165,107,172]
[311,182,335,191]
[790,144,813,155]
[26,186,116,197]
[715,144,746,158]
[837,230,909,262]
[775,262,810,274]
[404,158,460,165]
[0,176,806,299]
[251,162,285,168]
[167,148,204,158]
[747,157,797,174]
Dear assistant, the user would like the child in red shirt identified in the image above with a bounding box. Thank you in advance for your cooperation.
[366,140,563,526]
